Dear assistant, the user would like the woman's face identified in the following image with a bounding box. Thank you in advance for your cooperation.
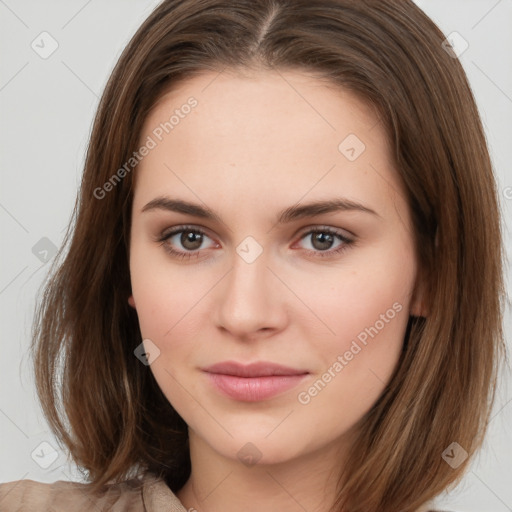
[129,69,424,467]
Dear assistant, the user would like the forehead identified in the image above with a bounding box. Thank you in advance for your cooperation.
[133,69,406,224]
[143,68,383,150]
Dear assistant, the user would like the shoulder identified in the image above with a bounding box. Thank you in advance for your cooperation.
[0,474,164,512]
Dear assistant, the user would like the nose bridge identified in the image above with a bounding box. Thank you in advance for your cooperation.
[225,243,271,307]
[214,239,285,336]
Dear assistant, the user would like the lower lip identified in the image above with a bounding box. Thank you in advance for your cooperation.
[205,373,308,402]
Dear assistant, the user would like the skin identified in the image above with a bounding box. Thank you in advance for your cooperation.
[128,69,427,512]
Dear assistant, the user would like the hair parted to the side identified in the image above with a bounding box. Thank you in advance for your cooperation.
[31,1,506,511]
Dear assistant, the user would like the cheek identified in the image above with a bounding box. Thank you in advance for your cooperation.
[129,245,222,389]
[294,245,414,348]
[291,287,410,442]
[129,260,207,413]
[291,242,415,413]
[129,235,204,337]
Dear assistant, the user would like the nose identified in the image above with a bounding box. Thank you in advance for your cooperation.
[213,248,288,341]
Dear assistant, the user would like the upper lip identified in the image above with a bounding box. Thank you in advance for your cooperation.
[202,361,309,377]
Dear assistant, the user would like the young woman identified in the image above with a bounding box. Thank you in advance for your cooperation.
[0,1,505,511]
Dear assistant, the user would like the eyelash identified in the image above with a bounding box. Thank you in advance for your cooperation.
[156,225,355,261]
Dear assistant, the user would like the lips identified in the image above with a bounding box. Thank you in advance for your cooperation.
[203,361,308,377]
[202,361,309,401]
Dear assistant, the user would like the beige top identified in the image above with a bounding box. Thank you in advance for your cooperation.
[0,473,186,512]
[0,473,448,511]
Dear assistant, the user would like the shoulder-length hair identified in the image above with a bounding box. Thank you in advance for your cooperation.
[32,1,506,511]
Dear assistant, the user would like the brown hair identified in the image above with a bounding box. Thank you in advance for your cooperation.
[32,1,506,511]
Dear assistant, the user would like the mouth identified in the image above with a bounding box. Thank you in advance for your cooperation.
[202,361,310,402]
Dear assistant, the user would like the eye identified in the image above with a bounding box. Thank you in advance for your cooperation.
[157,226,217,260]
[295,227,354,258]
[157,225,355,261]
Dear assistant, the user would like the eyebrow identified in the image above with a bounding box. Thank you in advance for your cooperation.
[141,196,380,224]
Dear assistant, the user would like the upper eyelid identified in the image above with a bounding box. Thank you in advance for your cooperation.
[160,224,217,243]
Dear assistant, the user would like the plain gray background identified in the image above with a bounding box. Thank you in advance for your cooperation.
[1,1,511,511]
